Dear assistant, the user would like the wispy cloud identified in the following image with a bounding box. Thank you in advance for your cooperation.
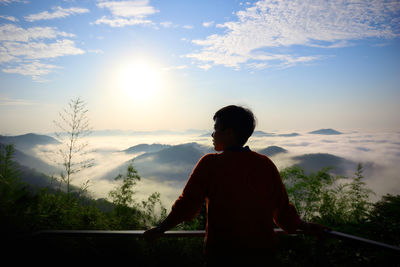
[0,96,37,106]
[0,24,84,80]
[0,15,18,22]
[159,21,178,28]
[94,16,152,27]
[186,0,400,70]
[24,6,89,22]
[202,21,214,28]
[88,49,104,54]
[0,24,74,42]
[95,0,158,27]
[3,39,83,59]
[2,61,61,81]
[162,65,188,72]
[0,0,28,4]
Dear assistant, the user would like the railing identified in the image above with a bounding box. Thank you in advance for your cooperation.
[33,229,400,252]
[29,228,400,266]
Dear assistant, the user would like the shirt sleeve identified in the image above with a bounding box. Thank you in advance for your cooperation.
[159,154,212,230]
[270,162,302,233]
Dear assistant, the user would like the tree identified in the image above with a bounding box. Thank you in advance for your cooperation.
[53,97,94,198]
[109,161,141,207]
[109,161,166,228]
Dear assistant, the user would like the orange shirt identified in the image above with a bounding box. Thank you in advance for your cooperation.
[163,147,301,257]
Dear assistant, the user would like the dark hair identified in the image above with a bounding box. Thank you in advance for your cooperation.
[213,105,256,146]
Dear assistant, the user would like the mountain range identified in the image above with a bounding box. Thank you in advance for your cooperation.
[0,133,59,151]
[308,128,343,135]
[103,141,358,185]
[1,129,358,190]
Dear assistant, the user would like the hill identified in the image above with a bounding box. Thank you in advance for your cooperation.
[252,131,275,137]
[0,133,60,151]
[0,143,59,190]
[123,143,171,154]
[292,153,356,175]
[102,143,213,183]
[278,133,300,137]
[0,143,59,175]
[257,146,288,157]
[308,129,342,135]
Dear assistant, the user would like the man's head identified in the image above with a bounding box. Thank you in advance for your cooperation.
[212,105,256,151]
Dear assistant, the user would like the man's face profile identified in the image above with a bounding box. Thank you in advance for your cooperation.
[212,118,236,151]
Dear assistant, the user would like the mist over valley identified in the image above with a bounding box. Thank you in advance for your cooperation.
[2,128,399,208]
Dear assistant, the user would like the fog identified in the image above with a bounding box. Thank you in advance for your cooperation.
[32,129,400,208]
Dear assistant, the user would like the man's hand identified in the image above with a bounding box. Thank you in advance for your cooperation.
[299,221,329,237]
[143,227,164,242]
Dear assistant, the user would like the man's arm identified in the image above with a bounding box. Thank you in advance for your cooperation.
[143,155,212,240]
[269,162,327,236]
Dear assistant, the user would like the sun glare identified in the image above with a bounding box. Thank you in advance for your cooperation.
[118,60,162,102]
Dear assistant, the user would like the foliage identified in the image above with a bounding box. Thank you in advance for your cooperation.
[108,160,167,229]
[53,97,94,197]
[0,144,20,200]
[280,163,373,226]
[1,142,399,265]
[366,194,400,246]
[108,161,141,207]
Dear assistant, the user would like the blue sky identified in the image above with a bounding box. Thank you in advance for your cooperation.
[0,0,399,135]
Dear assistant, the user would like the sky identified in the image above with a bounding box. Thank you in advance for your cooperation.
[0,0,400,135]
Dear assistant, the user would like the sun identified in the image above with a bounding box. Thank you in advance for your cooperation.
[117,60,162,102]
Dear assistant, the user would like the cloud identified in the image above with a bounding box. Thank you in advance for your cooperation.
[182,25,193,29]
[0,24,74,42]
[0,0,27,4]
[88,49,104,54]
[29,129,400,209]
[0,96,37,106]
[24,6,89,22]
[198,64,212,70]
[162,65,188,72]
[0,24,84,80]
[95,0,158,27]
[160,21,177,28]
[202,21,214,28]
[0,15,18,22]
[94,16,152,27]
[3,39,84,59]
[186,0,400,70]
[2,61,61,81]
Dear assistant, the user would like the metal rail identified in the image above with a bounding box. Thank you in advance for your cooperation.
[33,229,400,252]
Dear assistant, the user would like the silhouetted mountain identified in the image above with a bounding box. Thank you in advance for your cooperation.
[0,144,59,189]
[102,143,213,183]
[0,142,59,175]
[278,133,300,137]
[253,131,275,137]
[136,143,205,165]
[0,133,59,151]
[308,129,342,135]
[257,146,288,157]
[199,132,212,137]
[123,144,171,154]
[17,163,57,189]
[292,153,356,175]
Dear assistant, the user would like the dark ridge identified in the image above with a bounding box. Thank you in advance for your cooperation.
[308,129,342,135]
[257,146,288,157]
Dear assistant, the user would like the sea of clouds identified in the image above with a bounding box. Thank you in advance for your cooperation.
[34,129,400,210]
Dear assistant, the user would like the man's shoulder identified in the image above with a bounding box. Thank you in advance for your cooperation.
[200,153,220,161]
[247,151,278,169]
[249,150,272,161]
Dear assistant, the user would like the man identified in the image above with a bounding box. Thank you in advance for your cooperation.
[144,105,325,266]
